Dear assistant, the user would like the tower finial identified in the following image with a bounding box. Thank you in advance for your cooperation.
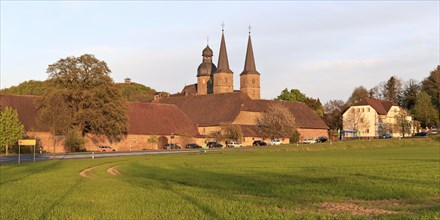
[248,25,252,34]
[207,36,209,46]
[221,22,225,32]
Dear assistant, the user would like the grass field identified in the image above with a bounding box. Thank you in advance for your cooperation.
[1,138,439,219]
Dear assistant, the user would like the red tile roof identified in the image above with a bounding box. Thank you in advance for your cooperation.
[0,95,199,136]
[154,92,329,129]
[127,102,198,136]
[352,97,396,115]
[0,94,42,131]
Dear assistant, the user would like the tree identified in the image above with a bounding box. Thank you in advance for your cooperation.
[0,107,25,155]
[323,99,346,130]
[276,88,307,102]
[347,86,369,106]
[276,88,324,117]
[393,111,412,138]
[414,91,439,128]
[218,122,243,143]
[382,76,402,104]
[257,103,296,140]
[343,107,370,133]
[39,54,129,143]
[401,79,420,112]
[422,65,440,117]
[36,89,72,135]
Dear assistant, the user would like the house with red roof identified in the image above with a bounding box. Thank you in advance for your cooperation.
[342,97,414,138]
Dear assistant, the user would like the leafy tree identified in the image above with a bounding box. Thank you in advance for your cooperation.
[382,76,402,104]
[0,80,50,96]
[401,79,420,112]
[323,99,346,130]
[36,89,72,135]
[39,54,129,143]
[276,88,323,117]
[257,103,296,140]
[276,88,307,102]
[393,111,412,138]
[347,86,369,106]
[414,91,439,128]
[0,107,25,155]
[422,65,440,117]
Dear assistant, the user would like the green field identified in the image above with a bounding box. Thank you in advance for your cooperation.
[1,138,439,219]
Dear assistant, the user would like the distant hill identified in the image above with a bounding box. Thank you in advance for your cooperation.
[0,80,159,102]
[116,82,157,102]
[0,80,49,96]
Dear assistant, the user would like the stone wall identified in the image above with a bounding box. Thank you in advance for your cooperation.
[25,132,197,153]
[297,128,328,142]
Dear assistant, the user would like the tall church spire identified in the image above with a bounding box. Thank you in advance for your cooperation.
[240,26,260,100]
[213,23,234,94]
[241,30,259,75]
[215,27,233,74]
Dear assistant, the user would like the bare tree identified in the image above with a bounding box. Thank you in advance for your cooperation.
[219,122,243,143]
[343,108,370,134]
[257,103,296,140]
[323,99,346,130]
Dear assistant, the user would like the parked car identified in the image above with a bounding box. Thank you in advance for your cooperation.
[315,136,328,143]
[185,143,202,149]
[97,146,115,152]
[415,132,428,136]
[163,143,181,149]
[227,142,242,148]
[302,138,316,144]
[207,141,223,148]
[252,140,267,146]
[269,139,281,145]
[382,133,392,139]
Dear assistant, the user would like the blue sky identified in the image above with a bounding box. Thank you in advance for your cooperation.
[1,1,439,103]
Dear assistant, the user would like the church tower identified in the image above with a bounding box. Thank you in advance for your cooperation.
[240,28,260,100]
[197,44,216,95]
[213,26,234,94]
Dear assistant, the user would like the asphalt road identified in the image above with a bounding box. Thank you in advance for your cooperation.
[0,149,218,165]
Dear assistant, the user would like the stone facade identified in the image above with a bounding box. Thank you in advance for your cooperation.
[213,73,234,94]
[26,131,197,153]
[240,74,260,100]
[197,76,211,95]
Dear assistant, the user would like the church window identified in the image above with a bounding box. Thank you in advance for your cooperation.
[252,79,255,85]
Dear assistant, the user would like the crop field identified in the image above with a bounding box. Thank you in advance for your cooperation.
[1,138,439,219]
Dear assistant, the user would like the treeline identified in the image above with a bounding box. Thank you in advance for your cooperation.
[0,78,158,102]
[324,65,440,130]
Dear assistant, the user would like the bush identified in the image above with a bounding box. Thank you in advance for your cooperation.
[64,131,85,152]
[290,129,300,143]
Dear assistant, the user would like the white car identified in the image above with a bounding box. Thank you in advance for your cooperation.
[302,138,316,144]
[269,140,281,145]
[227,142,242,147]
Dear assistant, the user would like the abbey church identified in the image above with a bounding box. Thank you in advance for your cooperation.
[153,28,328,146]
[0,27,329,153]
[192,28,260,99]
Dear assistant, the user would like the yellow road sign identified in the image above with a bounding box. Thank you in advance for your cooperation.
[18,139,36,146]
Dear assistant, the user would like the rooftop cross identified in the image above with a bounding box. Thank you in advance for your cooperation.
[221,22,225,31]
[248,25,252,34]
